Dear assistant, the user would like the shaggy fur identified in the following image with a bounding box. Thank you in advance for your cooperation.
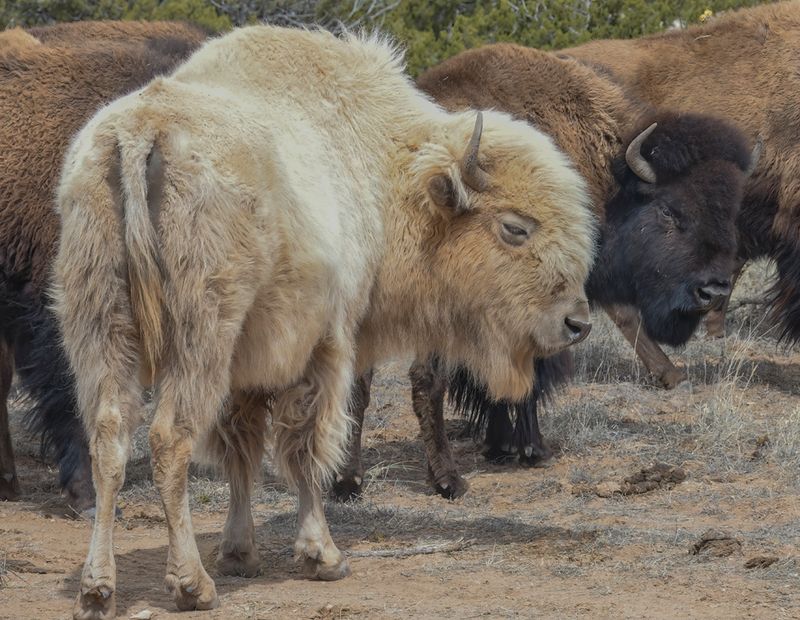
[0,21,205,506]
[565,0,800,361]
[448,350,572,459]
[27,20,208,46]
[339,43,753,499]
[54,26,595,618]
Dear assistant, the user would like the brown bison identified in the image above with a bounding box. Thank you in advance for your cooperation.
[564,0,800,385]
[0,22,206,505]
[335,43,756,501]
[55,25,596,618]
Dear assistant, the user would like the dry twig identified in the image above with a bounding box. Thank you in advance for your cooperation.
[348,537,476,558]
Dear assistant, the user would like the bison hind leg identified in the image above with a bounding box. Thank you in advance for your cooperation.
[201,390,269,578]
[273,334,353,581]
[331,370,373,503]
[72,377,142,620]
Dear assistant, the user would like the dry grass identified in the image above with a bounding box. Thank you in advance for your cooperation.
[537,259,800,480]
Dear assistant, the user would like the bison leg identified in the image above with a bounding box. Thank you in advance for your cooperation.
[72,378,140,620]
[483,402,515,464]
[273,335,352,581]
[409,357,468,500]
[62,424,95,514]
[149,371,223,613]
[514,390,553,467]
[603,304,685,389]
[704,306,727,339]
[297,475,350,580]
[0,338,19,501]
[60,304,141,619]
[705,259,745,339]
[209,390,268,578]
[332,370,373,502]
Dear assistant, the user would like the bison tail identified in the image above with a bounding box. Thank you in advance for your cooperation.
[118,135,165,382]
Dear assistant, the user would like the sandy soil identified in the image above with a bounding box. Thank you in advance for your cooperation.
[1,261,799,619]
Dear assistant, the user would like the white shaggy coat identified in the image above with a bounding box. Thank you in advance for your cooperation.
[54,26,595,619]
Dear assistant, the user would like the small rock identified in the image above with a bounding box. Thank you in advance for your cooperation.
[690,529,742,557]
[744,555,779,569]
[130,610,153,620]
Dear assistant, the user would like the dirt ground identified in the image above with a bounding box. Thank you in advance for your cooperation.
[1,260,799,619]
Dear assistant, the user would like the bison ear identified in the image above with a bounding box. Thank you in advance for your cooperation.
[427,172,468,215]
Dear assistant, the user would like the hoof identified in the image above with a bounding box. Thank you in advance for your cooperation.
[73,584,116,620]
[303,553,351,581]
[517,442,554,468]
[216,544,261,578]
[165,572,219,612]
[658,367,686,390]
[0,472,20,501]
[432,473,469,500]
[331,473,363,502]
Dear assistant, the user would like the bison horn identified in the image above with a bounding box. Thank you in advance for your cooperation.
[626,122,658,184]
[460,112,490,192]
[746,137,763,177]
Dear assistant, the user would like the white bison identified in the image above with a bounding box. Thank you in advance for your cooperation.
[53,26,595,619]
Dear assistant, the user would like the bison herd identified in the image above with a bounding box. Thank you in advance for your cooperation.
[0,2,797,618]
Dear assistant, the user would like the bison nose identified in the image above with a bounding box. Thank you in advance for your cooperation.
[695,280,731,309]
[564,317,592,345]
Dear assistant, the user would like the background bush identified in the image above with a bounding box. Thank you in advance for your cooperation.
[0,0,775,75]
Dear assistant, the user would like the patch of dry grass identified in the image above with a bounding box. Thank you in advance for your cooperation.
[537,258,800,487]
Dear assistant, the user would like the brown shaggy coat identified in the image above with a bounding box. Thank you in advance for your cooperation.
[566,0,800,360]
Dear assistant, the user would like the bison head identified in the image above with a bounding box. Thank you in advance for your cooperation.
[588,113,755,346]
[411,111,596,400]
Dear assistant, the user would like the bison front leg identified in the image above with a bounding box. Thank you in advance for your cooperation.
[513,390,553,467]
[704,259,745,339]
[483,402,515,463]
[273,336,352,581]
[332,370,373,502]
[0,339,19,501]
[62,422,96,514]
[209,390,268,578]
[603,304,685,389]
[409,357,468,500]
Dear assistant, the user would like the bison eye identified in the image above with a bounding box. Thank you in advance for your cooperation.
[503,222,527,237]
[659,205,675,221]
[499,214,534,246]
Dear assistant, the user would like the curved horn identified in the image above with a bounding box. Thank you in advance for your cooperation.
[746,136,763,177]
[460,112,490,192]
[625,122,658,184]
